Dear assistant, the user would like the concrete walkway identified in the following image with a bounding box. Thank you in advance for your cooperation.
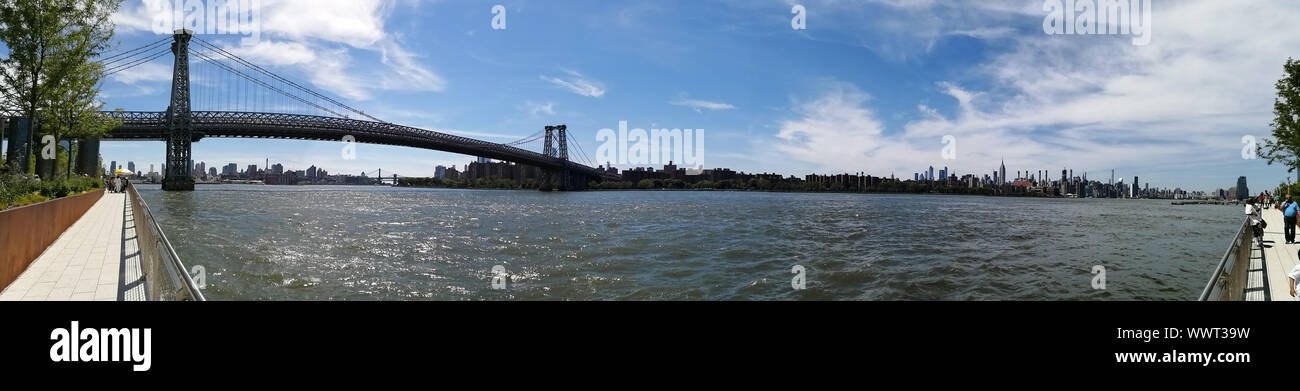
[0,192,146,301]
[1250,207,1300,301]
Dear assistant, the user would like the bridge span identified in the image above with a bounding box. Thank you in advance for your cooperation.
[5,29,617,191]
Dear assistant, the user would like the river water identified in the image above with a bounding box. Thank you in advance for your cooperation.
[135,184,1242,300]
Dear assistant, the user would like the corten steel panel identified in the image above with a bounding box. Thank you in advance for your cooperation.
[0,189,104,292]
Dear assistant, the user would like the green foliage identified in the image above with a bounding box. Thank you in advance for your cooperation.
[1259,58,1300,174]
[0,0,121,177]
[0,172,101,209]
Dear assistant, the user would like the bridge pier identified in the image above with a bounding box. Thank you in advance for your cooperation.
[76,137,100,176]
[35,150,55,180]
[540,166,590,191]
[4,117,31,173]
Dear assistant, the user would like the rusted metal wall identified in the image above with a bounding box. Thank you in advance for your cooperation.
[0,189,104,292]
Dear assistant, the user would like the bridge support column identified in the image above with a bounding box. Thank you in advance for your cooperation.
[162,29,195,191]
[4,117,31,173]
[35,148,55,180]
[539,167,589,192]
[76,137,100,176]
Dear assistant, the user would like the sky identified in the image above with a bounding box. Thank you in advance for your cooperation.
[78,0,1300,192]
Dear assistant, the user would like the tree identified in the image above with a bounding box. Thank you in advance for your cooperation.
[1259,58,1300,177]
[0,0,120,174]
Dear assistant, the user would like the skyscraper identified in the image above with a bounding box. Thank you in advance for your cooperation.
[1133,176,1139,198]
[127,161,135,172]
[928,166,934,181]
[1236,176,1249,200]
[109,161,116,173]
[999,160,1006,186]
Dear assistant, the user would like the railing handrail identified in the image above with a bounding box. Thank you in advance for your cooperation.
[126,182,206,301]
[1198,216,1251,301]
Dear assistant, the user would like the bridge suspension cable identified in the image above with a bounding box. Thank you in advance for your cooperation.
[97,36,171,67]
[190,47,352,118]
[191,36,384,122]
[568,135,595,167]
[102,46,171,77]
[503,130,544,146]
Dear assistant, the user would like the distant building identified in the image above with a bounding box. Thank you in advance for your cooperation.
[999,160,1006,186]
[127,161,135,172]
[434,165,447,179]
[1236,176,1249,200]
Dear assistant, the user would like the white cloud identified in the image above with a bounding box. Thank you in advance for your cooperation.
[108,61,171,84]
[889,0,1300,183]
[519,101,556,116]
[113,0,442,101]
[541,70,606,98]
[670,98,736,112]
[760,0,1300,188]
[377,39,446,93]
[225,40,316,66]
[775,82,927,173]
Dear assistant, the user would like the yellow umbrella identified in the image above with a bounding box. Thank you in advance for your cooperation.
[114,169,134,175]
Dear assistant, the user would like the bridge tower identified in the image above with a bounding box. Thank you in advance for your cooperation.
[556,125,568,161]
[162,29,195,191]
[538,124,582,191]
[543,126,556,158]
[556,125,572,190]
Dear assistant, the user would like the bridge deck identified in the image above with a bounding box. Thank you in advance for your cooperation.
[0,192,146,301]
[1249,207,1299,301]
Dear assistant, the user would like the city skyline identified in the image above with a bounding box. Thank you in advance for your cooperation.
[108,151,1250,196]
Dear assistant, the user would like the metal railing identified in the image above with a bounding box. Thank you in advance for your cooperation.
[126,182,206,301]
[1198,217,1255,301]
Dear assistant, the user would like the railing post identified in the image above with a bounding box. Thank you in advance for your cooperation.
[1225,223,1253,301]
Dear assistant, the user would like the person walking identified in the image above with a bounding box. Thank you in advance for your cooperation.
[1247,198,1264,240]
[1284,195,1299,244]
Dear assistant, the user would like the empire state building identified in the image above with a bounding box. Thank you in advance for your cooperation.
[999,160,1006,186]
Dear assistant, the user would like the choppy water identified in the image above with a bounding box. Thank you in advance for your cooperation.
[136,184,1241,300]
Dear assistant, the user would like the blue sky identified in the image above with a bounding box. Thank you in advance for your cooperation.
[86,0,1299,192]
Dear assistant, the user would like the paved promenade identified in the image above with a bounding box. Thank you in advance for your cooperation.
[0,192,146,301]
[1248,207,1300,301]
